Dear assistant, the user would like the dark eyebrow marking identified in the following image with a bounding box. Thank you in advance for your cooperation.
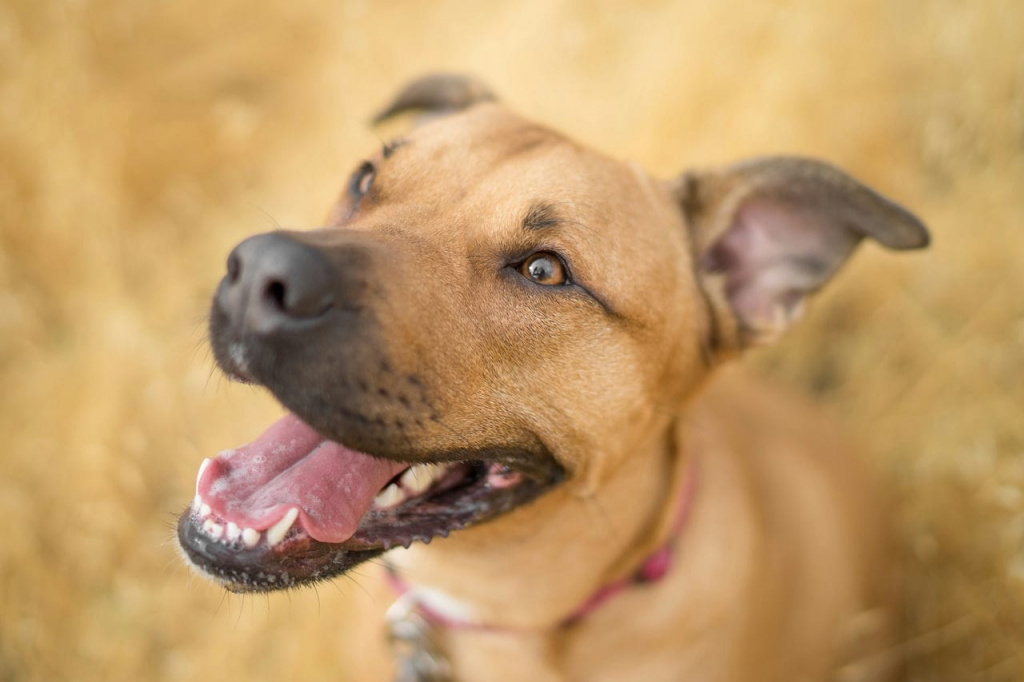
[382,137,409,159]
[522,202,562,232]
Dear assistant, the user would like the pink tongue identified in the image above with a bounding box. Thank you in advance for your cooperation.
[196,414,407,543]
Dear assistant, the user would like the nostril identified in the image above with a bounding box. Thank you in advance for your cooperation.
[226,252,241,283]
[264,280,287,311]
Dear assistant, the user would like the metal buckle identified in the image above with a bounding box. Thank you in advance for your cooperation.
[386,593,454,682]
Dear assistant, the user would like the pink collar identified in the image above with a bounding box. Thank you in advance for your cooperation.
[385,457,698,631]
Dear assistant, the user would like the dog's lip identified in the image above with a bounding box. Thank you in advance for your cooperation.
[176,511,387,591]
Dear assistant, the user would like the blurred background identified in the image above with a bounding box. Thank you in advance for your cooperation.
[0,0,1021,680]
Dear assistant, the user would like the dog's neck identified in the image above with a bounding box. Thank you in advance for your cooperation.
[384,413,692,630]
[385,456,697,633]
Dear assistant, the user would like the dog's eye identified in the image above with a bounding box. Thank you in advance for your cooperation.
[349,162,376,199]
[519,252,567,286]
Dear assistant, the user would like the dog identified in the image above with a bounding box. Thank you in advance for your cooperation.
[178,74,928,681]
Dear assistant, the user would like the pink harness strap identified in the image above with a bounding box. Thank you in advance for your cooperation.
[385,457,699,631]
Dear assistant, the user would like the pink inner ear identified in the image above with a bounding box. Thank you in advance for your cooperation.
[706,198,861,334]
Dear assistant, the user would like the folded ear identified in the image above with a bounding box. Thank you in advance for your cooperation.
[672,156,929,349]
[373,73,497,124]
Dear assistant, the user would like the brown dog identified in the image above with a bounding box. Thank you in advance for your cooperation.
[178,74,928,681]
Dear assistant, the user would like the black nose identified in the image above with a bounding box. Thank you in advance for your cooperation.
[217,232,336,333]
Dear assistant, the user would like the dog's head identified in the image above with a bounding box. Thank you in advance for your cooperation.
[178,74,927,592]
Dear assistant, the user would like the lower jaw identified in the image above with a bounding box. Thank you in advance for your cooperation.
[177,512,385,592]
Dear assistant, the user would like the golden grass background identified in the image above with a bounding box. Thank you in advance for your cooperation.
[0,1,1021,679]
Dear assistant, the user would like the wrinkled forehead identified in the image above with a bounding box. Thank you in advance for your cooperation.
[390,104,572,189]
[361,104,696,323]
[377,113,556,224]
[381,104,685,252]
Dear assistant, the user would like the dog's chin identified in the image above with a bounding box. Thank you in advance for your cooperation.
[177,365,564,593]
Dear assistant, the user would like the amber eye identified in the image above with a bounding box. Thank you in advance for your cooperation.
[349,161,376,198]
[518,252,567,286]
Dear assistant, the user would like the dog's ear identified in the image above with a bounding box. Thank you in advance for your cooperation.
[373,73,497,124]
[672,156,929,349]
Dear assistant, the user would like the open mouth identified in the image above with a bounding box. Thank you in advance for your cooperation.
[177,414,563,592]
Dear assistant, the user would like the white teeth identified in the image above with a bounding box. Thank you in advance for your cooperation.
[199,503,212,519]
[195,458,211,495]
[226,522,241,541]
[401,464,446,494]
[266,507,299,547]
[242,527,260,548]
[373,483,405,509]
[202,520,224,539]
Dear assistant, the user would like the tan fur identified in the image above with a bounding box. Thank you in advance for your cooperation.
[370,372,897,682]
[313,95,912,680]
